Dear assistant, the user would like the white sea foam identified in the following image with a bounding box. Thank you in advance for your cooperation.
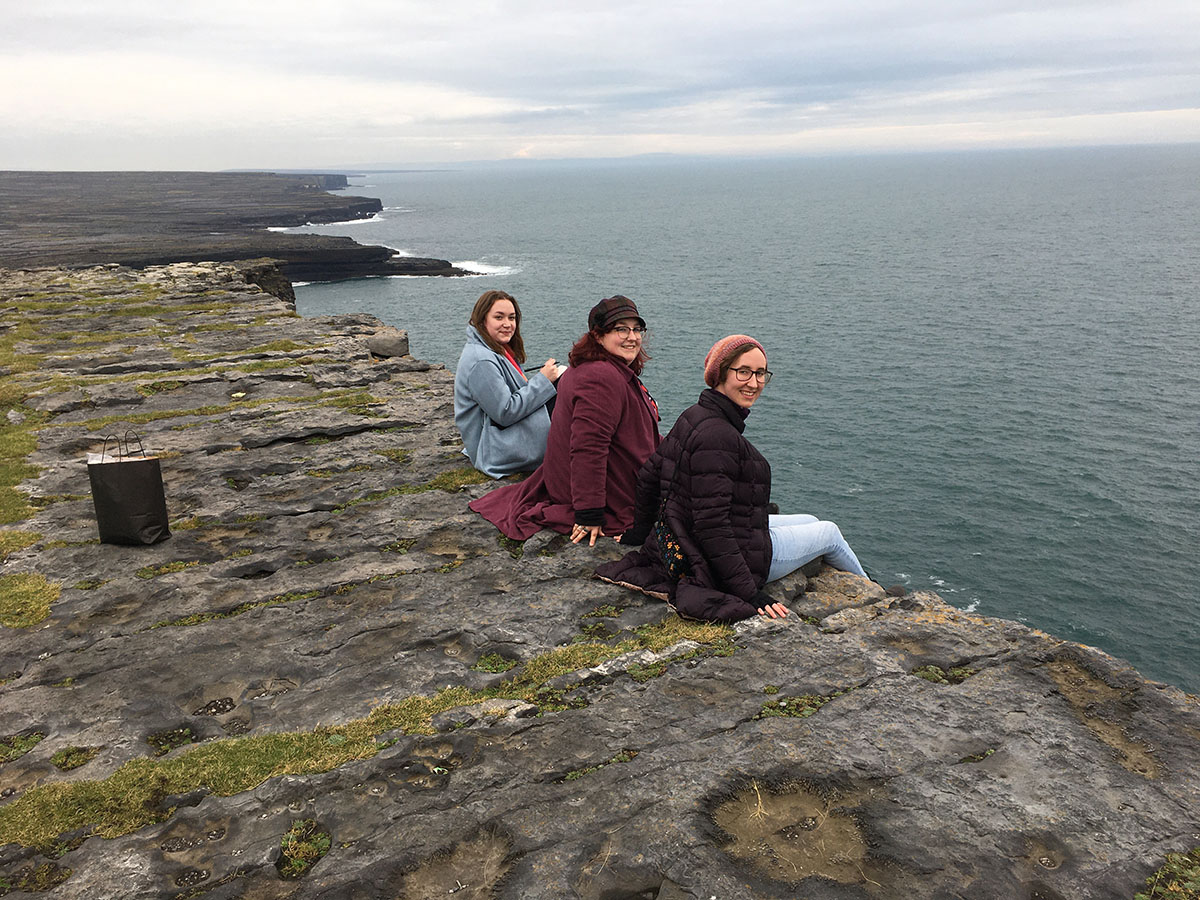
[963,599,981,613]
[307,214,382,227]
[267,214,383,231]
[454,260,519,277]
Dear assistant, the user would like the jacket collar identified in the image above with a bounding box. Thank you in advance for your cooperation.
[600,353,638,380]
[699,388,750,433]
[597,356,659,421]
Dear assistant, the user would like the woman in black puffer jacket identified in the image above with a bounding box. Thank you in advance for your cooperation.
[595,335,867,623]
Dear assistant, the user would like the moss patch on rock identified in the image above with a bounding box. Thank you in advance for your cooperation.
[50,746,102,772]
[1,732,45,763]
[0,574,59,628]
[276,818,331,879]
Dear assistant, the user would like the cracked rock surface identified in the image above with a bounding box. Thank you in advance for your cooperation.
[1,262,1198,899]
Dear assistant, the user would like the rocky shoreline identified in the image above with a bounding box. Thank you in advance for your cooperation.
[0,171,474,283]
[0,261,1198,899]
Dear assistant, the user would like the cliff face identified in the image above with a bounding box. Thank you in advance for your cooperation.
[0,262,1198,899]
[0,172,472,282]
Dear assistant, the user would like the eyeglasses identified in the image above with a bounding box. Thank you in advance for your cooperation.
[608,325,646,338]
[729,366,772,384]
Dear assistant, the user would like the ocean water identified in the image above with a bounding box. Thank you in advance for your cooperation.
[291,146,1200,693]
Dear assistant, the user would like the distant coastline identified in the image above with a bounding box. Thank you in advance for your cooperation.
[0,170,476,283]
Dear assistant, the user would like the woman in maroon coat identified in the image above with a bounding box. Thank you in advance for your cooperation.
[469,296,661,544]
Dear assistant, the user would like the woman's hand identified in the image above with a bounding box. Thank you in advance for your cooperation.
[570,524,604,546]
[756,601,790,619]
[540,358,561,383]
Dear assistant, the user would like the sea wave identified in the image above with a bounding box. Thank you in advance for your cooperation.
[306,214,383,227]
[454,260,519,277]
[267,214,383,232]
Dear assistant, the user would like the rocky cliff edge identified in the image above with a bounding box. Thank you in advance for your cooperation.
[0,262,1198,899]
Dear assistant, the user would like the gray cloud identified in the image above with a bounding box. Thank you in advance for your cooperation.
[3,0,1197,168]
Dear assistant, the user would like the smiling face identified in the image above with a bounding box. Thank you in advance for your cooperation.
[716,346,768,409]
[598,317,644,365]
[483,298,518,346]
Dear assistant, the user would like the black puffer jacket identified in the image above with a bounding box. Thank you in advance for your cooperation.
[595,389,771,622]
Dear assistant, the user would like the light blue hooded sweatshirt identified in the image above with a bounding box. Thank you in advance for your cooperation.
[454,325,557,478]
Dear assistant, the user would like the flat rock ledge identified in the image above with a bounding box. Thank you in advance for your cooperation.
[0,262,1198,900]
[0,172,473,283]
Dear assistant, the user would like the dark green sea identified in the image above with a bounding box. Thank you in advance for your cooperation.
[291,146,1200,693]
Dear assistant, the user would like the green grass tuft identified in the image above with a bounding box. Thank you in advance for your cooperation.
[372,448,411,464]
[1136,848,1200,900]
[277,819,331,879]
[627,662,667,683]
[149,589,322,629]
[333,466,492,512]
[135,560,201,579]
[560,748,639,782]
[497,534,524,558]
[1,732,45,763]
[0,423,39,525]
[0,530,41,560]
[912,665,974,685]
[135,380,185,397]
[146,728,195,757]
[50,746,102,771]
[756,689,849,719]
[472,653,518,674]
[0,862,72,893]
[0,574,59,627]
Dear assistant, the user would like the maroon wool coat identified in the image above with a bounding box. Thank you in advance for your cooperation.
[469,357,661,540]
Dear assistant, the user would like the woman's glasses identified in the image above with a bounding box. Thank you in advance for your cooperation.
[609,325,646,338]
[730,366,772,384]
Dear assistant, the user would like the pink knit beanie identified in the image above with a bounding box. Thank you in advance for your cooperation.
[703,335,766,387]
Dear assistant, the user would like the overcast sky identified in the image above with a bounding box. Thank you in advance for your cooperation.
[3,0,1198,170]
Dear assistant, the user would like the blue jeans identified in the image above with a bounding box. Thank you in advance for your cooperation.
[767,514,867,582]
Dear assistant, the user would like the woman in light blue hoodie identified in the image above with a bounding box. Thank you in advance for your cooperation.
[454,290,562,478]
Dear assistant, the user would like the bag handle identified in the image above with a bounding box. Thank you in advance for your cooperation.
[124,430,149,459]
[99,434,120,462]
[96,431,150,461]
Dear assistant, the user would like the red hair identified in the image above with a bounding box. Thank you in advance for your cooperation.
[568,329,649,375]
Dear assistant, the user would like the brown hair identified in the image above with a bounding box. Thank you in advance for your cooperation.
[567,325,650,375]
[469,290,526,364]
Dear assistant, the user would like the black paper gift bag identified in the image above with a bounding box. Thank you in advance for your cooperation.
[87,433,171,546]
